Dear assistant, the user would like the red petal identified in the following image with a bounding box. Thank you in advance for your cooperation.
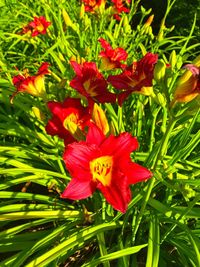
[98,38,112,51]
[70,61,83,76]
[100,132,138,159]
[61,179,96,200]
[117,91,132,105]
[124,162,152,184]
[38,62,50,75]
[97,171,131,213]
[86,122,105,146]
[64,141,100,181]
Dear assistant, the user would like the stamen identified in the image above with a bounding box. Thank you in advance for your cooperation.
[90,156,113,186]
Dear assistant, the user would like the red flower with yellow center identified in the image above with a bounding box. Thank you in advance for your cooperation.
[22,16,51,37]
[70,61,116,106]
[173,56,200,103]
[11,62,49,102]
[107,52,158,105]
[98,38,128,70]
[45,98,91,145]
[82,0,105,13]
[62,124,152,213]
[112,0,130,20]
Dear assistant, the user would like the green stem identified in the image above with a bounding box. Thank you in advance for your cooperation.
[137,100,143,137]
[97,232,110,267]
[96,199,110,267]
[149,107,161,152]
[132,117,177,243]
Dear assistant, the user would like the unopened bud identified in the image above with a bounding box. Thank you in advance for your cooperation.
[144,14,154,27]
[92,103,109,135]
[62,8,73,27]
[154,60,166,82]
[123,16,132,34]
[32,107,45,121]
[80,3,85,19]
[156,92,166,107]
[62,8,79,33]
[169,50,176,69]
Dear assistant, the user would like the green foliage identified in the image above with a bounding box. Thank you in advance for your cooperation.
[0,0,200,266]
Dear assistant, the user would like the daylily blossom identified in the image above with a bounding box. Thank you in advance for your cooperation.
[82,0,105,13]
[62,123,152,213]
[107,52,158,105]
[98,38,128,70]
[112,0,130,20]
[11,62,49,102]
[22,16,51,37]
[173,56,200,103]
[45,98,91,145]
[70,61,116,106]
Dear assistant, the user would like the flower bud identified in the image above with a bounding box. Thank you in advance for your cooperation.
[153,60,166,82]
[155,92,166,107]
[169,50,176,70]
[144,14,154,27]
[32,106,45,120]
[92,103,109,135]
[123,16,132,34]
[80,3,85,19]
[62,8,79,33]
[62,8,73,27]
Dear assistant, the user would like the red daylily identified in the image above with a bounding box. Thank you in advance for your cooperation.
[45,98,91,145]
[98,38,128,70]
[62,123,152,213]
[11,62,49,102]
[112,0,130,20]
[70,61,116,106]
[82,0,105,13]
[107,52,158,105]
[173,56,200,103]
[22,16,51,37]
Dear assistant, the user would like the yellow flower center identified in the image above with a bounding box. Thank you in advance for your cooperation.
[90,156,113,186]
[83,80,98,97]
[36,23,45,32]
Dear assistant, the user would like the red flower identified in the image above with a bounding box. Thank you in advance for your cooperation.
[45,98,91,145]
[11,62,49,102]
[22,16,51,37]
[62,124,152,213]
[82,0,105,13]
[107,53,158,105]
[98,38,128,70]
[112,0,130,20]
[70,61,116,106]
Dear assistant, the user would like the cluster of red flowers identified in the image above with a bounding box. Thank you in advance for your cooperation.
[12,32,200,212]
[11,39,159,212]
[69,39,158,107]
[46,100,152,212]
[82,0,131,20]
